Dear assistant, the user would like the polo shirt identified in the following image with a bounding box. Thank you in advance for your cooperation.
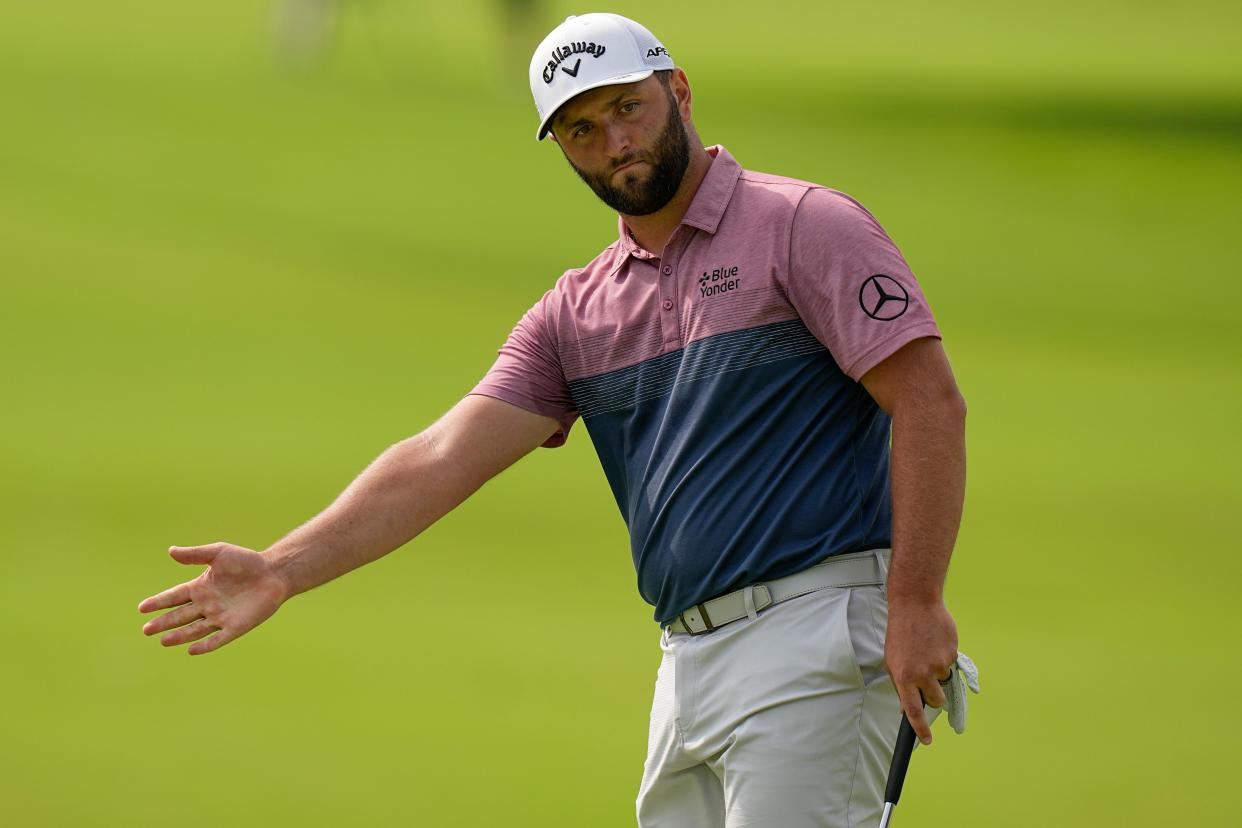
[470,145,941,624]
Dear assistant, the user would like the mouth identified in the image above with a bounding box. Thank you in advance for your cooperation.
[612,159,647,177]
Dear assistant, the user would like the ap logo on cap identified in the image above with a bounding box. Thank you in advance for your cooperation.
[529,13,675,141]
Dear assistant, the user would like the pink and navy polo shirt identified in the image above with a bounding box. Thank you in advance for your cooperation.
[471,145,941,624]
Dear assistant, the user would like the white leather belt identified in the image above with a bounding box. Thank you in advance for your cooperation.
[665,548,890,636]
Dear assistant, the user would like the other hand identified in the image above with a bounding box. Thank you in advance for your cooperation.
[138,542,289,655]
[884,598,958,745]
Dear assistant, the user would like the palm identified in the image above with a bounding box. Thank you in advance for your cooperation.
[139,542,289,655]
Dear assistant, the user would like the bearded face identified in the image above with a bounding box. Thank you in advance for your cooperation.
[561,80,692,217]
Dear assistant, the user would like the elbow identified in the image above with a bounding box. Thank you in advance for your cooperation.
[928,372,967,423]
[949,388,967,424]
[893,383,966,428]
[382,430,441,479]
[941,388,967,434]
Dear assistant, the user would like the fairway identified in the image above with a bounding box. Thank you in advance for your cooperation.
[2,1,1240,825]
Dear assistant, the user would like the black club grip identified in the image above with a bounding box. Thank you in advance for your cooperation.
[883,713,919,805]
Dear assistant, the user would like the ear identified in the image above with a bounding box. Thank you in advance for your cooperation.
[670,68,693,121]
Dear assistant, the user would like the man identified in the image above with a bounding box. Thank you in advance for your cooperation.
[139,13,969,827]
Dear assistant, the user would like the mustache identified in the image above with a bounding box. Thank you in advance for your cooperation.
[610,153,650,172]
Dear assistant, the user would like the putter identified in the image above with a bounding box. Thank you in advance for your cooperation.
[878,710,919,828]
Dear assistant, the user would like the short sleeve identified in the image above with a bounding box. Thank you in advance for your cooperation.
[787,188,941,380]
[469,290,579,448]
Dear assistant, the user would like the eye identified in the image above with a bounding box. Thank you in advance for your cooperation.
[620,101,640,113]
[572,124,592,139]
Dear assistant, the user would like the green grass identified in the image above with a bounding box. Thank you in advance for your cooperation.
[2,1,1240,825]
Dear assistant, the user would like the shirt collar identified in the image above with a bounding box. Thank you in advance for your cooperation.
[680,144,742,235]
[614,144,743,262]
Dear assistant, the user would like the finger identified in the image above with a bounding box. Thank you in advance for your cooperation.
[168,543,224,566]
[160,618,220,648]
[138,582,192,614]
[188,628,238,656]
[921,676,948,711]
[142,603,203,636]
[897,683,933,745]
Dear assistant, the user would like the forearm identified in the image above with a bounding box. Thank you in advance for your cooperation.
[264,429,481,598]
[139,396,555,656]
[886,391,967,606]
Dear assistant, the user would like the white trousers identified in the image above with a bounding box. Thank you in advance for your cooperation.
[636,582,919,828]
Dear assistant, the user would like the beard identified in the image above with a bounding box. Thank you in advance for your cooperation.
[565,88,691,217]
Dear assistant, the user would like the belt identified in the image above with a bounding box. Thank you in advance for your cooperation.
[665,548,890,636]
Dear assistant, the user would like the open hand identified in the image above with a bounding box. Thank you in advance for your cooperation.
[884,598,958,745]
[138,542,289,655]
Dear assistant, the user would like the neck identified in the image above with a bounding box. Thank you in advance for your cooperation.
[621,144,713,256]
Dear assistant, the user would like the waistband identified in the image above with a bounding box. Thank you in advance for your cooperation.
[665,548,891,636]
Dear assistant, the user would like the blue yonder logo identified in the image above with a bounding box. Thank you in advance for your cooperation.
[699,265,741,298]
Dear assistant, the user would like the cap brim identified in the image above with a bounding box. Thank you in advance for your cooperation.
[535,69,655,141]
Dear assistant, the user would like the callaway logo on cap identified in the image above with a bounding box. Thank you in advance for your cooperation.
[529,13,675,141]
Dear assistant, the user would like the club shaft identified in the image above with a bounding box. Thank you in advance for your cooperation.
[883,714,919,805]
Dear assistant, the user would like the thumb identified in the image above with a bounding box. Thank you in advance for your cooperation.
[169,543,224,565]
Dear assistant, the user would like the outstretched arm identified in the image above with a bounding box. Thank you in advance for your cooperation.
[860,336,967,745]
[138,394,559,655]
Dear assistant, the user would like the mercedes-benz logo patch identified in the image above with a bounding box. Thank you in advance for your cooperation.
[859,274,910,321]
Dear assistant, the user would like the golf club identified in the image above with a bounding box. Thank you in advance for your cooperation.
[878,709,919,827]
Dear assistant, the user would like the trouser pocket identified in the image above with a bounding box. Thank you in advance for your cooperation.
[845,584,889,687]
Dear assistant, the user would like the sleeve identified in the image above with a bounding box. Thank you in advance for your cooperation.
[786,187,942,381]
[468,289,579,448]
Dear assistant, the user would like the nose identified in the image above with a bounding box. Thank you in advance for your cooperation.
[602,120,632,163]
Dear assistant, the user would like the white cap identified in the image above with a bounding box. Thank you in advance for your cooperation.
[529,13,675,141]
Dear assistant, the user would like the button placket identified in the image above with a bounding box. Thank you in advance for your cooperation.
[656,254,683,348]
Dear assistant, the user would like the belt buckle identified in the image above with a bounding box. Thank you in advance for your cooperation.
[679,602,716,636]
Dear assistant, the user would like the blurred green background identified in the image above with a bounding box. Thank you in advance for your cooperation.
[3,0,1240,824]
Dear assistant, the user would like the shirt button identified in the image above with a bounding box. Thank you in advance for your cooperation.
[662,299,673,311]
[662,266,672,276]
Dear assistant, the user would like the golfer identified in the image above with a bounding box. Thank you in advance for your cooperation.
[140,13,968,827]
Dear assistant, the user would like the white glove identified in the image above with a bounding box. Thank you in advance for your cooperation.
[938,651,980,734]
